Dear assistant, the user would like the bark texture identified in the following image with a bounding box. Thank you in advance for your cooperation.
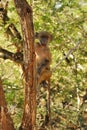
[13,0,36,130]
[0,79,15,130]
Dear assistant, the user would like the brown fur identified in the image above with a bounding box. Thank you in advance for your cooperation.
[35,31,52,85]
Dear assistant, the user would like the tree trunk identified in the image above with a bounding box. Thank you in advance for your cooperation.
[13,0,36,130]
[0,78,15,130]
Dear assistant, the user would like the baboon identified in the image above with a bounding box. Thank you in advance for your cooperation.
[35,31,52,86]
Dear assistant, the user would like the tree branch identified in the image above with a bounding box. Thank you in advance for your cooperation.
[52,41,81,72]
[0,47,23,64]
[0,78,15,130]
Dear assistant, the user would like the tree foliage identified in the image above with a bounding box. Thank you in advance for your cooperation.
[0,0,87,129]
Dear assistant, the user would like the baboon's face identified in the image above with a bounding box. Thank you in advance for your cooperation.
[35,31,52,45]
[40,36,49,45]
